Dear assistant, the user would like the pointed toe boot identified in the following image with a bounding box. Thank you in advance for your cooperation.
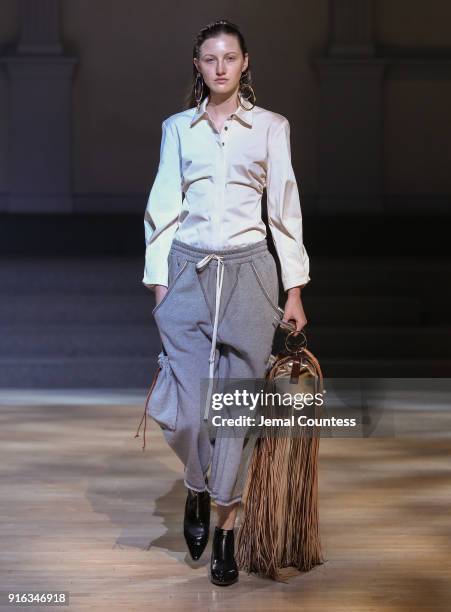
[183,486,211,560]
[210,526,239,586]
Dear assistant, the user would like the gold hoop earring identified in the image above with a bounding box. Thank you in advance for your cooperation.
[195,73,204,109]
[239,71,256,109]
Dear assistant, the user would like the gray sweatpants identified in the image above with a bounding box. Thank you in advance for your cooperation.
[149,237,283,506]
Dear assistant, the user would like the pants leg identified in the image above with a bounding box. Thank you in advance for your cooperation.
[152,251,214,492]
[206,249,281,505]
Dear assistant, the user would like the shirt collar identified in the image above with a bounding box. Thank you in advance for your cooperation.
[189,92,253,128]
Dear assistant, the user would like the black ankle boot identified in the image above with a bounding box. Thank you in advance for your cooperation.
[210,526,239,586]
[183,485,211,560]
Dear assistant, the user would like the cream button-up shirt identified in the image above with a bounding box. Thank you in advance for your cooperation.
[142,93,310,292]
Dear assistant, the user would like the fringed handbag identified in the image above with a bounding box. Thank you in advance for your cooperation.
[235,329,327,582]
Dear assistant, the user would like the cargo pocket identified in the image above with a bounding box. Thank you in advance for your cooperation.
[145,350,178,431]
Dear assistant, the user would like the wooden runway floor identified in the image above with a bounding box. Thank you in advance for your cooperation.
[0,394,450,611]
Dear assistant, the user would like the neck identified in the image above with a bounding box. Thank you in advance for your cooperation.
[207,90,240,115]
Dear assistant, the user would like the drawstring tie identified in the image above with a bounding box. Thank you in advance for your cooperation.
[134,363,161,451]
[195,253,225,423]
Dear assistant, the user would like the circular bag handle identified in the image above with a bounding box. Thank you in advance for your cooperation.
[285,329,307,354]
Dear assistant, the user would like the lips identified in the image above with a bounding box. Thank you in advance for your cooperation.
[215,79,228,83]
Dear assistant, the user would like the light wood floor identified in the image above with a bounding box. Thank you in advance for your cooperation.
[0,395,450,611]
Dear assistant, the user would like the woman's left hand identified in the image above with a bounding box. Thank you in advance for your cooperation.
[282,287,307,335]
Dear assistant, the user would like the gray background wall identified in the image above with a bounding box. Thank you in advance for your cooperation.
[0,0,450,210]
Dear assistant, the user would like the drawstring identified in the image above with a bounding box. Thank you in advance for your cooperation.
[134,364,161,451]
[195,253,225,422]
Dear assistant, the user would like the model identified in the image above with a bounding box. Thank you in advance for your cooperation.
[142,19,310,586]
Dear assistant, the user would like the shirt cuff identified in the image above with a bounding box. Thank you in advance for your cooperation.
[142,275,168,291]
[283,274,311,292]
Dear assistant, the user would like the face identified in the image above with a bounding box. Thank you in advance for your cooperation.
[194,33,248,98]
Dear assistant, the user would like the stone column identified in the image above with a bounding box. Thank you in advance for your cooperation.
[17,0,63,55]
[316,0,386,212]
[329,0,375,57]
[3,0,77,213]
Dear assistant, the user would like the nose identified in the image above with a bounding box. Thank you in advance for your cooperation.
[216,62,226,75]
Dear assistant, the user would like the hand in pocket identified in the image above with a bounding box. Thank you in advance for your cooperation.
[154,285,169,309]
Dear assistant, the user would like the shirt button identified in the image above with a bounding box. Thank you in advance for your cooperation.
[224,126,228,130]
[222,142,225,146]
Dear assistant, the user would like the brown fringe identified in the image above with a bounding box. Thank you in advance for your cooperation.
[235,347,326,582]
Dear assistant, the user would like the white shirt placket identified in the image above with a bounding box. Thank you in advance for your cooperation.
[207,112,231,247]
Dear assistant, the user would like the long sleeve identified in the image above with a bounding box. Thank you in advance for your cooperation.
[142,119,184,289]
[266,117,311,292]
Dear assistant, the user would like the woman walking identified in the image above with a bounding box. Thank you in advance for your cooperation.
[142,19,310,586]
